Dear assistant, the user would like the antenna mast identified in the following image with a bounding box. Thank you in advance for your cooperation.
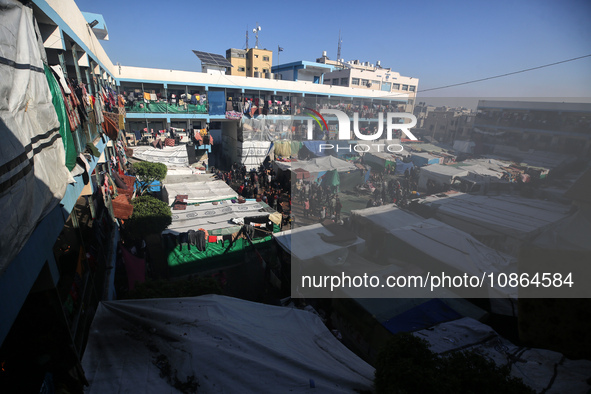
[337,30,342,66]
[246,27,249,49]
[253,22,261,48]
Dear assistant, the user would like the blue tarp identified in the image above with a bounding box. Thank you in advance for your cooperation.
[381,299,462,334]
[395,159,415,175]
[208,91,226,116]
[302,141,327,157]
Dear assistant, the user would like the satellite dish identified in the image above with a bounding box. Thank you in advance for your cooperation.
[258,26,262,31]
[253,28,257,33]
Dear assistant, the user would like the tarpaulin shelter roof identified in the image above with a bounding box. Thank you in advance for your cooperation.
[162,180,238,205]
[421,193,571,241]
[132,145,191,168]
[164,200,271,234]
[274,223,365,261]
[82,295,375,393]
[350,205,425,233]
[275,156,357,174]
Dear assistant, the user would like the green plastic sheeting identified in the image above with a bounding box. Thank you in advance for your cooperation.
[44,64,76,171]
[126,102,207,114]
[167,234,275,277]
[322,169,340,188]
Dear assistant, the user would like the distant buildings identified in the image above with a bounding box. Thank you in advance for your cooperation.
[473,100,591,156]
[413,104,476,143]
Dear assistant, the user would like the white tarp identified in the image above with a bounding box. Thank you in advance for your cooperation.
[423,193,571,243]
[164,200,270,234]
[274,223,365,261]
[275,156,356,175]
[133,145,191,167]
[162,180,238,205]
[415,317,591,394]
[418,164,470,190]
[350,205,424,234]
[82,295,375,393]
[0,0,70,271]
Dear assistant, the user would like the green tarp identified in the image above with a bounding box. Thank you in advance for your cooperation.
[44,64,76,171]
[167,225,280,277]
[126,102,207,114]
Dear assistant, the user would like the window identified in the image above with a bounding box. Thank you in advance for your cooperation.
[263,69,268,73]
[263,56,269,61]
[333,78,339,84]
[340,77,348,85]
[409,85,416,92]
[408,99,414,105]
[402,85,409,91]
[324,79,331,84]
[351,78,360,85]
[238,67,245,72]
[254,67,259,70]
[361,79,369,87]
[392,83,400,90]
[255,54,259,58]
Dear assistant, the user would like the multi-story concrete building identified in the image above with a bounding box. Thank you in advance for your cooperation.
[414,106,476,143]
[226,47,273,78]
[315,53,419,112]
[473,100,591,156]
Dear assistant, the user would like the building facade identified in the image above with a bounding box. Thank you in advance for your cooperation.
[226,47,273,78]
[473,100,591,156]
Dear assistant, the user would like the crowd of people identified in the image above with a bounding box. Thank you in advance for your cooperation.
[294,182,342,222]
[364,167,420,209]
[213,163,294,228]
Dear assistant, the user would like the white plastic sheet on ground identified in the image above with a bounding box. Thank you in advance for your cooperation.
[0,0,70,271]
[82,295,375,393]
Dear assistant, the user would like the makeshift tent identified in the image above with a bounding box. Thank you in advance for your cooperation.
[162,180,238,205]
[132,145,192,167]
[0,1,72,272]
[417,164,469,191]
[82,295,375,393]
[411,151,442,167]
[332,274,487,363]
[275,155,356,174]
[419,193,571,256]
[363,152,397,171]
[453,140,476,154]
[415,317,591,394]
[275,156,364,190]
[349,206,517,314]
[394,159,415,175]
[164,200,272,234]
[274,223,365,262]
[321,169,340,189]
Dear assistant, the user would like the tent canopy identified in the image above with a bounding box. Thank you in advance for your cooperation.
[274,222,365,261]
[82,295,375,393]
[162,180,238,205]
[164,200,271,234]
[275,156,357,175]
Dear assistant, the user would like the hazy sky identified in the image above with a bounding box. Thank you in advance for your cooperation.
[74,0,591,102]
